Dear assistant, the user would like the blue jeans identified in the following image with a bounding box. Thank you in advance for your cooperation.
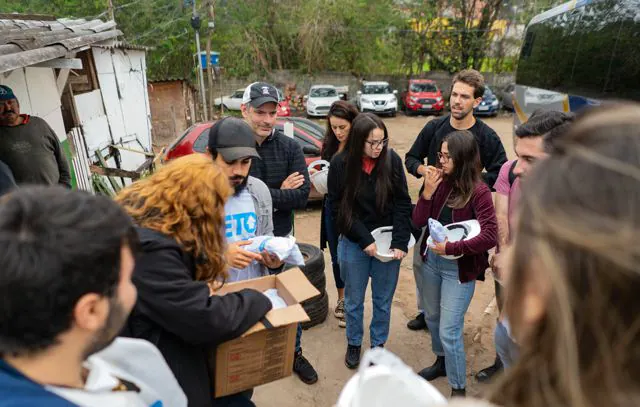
[495,319,518,368]
[420,250,476,389]
[323,197,344,289]
[338,237,400,347]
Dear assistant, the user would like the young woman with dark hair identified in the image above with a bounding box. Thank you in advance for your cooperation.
[412,130,497,397]
[327,113,412,369]
[318,101,359,328]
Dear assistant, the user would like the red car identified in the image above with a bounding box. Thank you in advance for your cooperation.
[277,90,291,117]
[160,117,325,200]
[403,79,445,116]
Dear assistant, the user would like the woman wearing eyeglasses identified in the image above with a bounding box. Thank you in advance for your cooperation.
[327,113,412,370]
[411,129,497,397]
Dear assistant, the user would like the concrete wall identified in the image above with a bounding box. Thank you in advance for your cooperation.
[208,70,515,102]
[148,80,195,151]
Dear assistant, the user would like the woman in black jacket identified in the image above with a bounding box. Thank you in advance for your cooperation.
[116,154,272,407]
[327,113,412,370]
[318,101,359,328]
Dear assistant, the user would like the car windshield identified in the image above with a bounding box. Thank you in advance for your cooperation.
[363,84,392,94]
[310,88,337,97]
[410,83,438,93]
[484,87,494,97]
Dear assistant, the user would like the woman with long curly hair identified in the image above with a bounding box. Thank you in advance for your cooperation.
[117,154,272,407]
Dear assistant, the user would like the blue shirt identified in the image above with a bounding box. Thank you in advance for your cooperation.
[0,359,77,407]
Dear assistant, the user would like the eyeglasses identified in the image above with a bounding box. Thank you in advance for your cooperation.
[365,139,389,149]
[437,152,451,162]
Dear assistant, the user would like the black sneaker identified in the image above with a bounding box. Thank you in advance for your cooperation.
[293,351,318,384]
[345,345,361,369]
[418,356,447,381]
[451,388,466,398]
[475,356,503,383]
[407,313,428,331]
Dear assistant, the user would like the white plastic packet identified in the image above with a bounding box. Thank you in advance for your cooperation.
[244,235,305,266]
[428,218,448,243]
[263,288,288,310]
[336,348,447,407]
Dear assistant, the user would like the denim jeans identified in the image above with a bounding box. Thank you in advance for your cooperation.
[338,237,401,347]
[323,197,344,290]
[420,250,476,389]
[412,227,427,313]
[495,319,518,369]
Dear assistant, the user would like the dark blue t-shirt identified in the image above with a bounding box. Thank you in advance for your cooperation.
[0,360,77,407]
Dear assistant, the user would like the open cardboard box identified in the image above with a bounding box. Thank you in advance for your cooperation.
[209,267,320,397]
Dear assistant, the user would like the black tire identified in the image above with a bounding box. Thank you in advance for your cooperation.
[284,243,326,293]
[390,110,397,117]
[301,290,329,330]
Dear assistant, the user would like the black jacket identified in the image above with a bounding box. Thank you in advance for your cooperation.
[327,149,412,252]
[404,115,507,189]
[121,227,272,407]
[249,128,310,237]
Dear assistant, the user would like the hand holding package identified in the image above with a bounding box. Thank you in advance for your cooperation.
[428,218,448,243]
[244,236,305,266]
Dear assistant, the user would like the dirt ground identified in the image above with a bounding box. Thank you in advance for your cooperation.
[253,113,516,406]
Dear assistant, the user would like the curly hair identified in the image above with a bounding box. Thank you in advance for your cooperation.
[116,154,231,282]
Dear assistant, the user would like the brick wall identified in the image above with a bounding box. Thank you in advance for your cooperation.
[148,80,194,151]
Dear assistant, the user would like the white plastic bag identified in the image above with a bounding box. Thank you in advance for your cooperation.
[263,288,288,310]
[244,235,305,266]
[336,348,447,407]
[428,218,448,243]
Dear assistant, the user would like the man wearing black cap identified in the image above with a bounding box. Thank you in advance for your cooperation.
[207,117,283,282]
[0,85,71,188]
[241,82,318,386]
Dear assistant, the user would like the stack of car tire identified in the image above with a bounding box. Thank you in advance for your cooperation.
[284,243,328,329]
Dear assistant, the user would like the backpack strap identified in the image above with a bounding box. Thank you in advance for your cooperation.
[508,160,518,187]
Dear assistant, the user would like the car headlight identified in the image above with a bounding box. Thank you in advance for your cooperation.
[361,97,371,104]
[410,96,418,102]
[307,101,315,109]
[491,100,499,106]
[390,97,397,103]
[436,96,443,102]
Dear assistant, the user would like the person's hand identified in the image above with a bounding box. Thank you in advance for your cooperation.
[281,172,305,190]
[490,253,501,281]
[422,166,443,199]
[308,167,318,175]
[225,241,262,269]
[260,250,284,269]
[429,237,448,256]
[391,248,406,260]
[417,165,429,177]
[363,243,377,257]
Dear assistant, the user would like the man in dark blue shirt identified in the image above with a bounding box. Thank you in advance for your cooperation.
[242,82,318,386]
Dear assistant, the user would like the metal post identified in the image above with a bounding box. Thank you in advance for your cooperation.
[193,0,208,121]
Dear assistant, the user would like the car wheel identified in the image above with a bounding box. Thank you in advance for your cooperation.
[301,290,329,330]
[390,110,397,118]
[284,243,325,292]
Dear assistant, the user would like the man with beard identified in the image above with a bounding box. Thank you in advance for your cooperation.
[404,70,507,332]
[208,117,284,281]
[0,85,71,187]
[0,187,186,407]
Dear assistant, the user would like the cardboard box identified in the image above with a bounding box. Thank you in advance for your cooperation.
[210,268,320,397]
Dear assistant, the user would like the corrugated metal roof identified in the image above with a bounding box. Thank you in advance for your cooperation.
[0,15,122,74]
[93,40,151,52]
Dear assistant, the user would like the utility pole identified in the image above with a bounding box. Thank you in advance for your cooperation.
[191,0,208,121]
[107,0,115,21]
[205,0,216,119]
